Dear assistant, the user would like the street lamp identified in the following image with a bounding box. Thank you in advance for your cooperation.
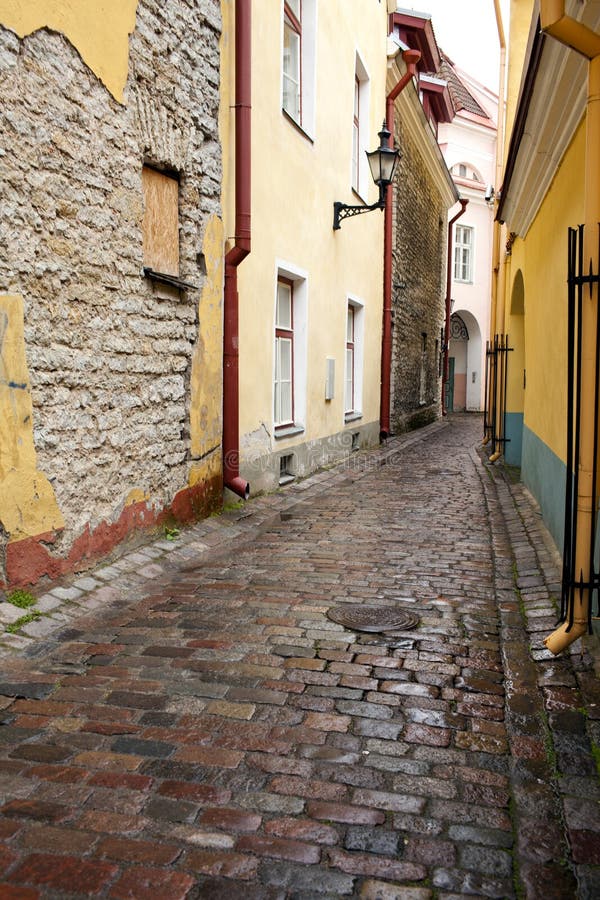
[333,122,400,230]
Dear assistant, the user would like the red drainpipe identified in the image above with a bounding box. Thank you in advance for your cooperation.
[442,198,468,415]
[223,0,251,499]
[380,48,421,439]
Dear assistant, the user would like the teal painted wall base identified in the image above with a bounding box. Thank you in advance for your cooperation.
[504,412,523,467]
[521,424,565,552]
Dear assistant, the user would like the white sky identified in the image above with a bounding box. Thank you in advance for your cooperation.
[399,1,510,92]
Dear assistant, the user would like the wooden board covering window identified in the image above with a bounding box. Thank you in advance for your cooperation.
[142,166,179,276]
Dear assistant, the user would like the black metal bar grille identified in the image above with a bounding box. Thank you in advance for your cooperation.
[561,224,600,631]
[483,334,512,454]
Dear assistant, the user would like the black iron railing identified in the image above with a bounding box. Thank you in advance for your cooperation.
[483,334,511,458]
[561,224,600,630]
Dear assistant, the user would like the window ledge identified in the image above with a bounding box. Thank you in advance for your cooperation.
[344,411,363,423]
[282,109,314,144]
[143,267,198,291]
[274,424,305,440]
[278,474,295,486]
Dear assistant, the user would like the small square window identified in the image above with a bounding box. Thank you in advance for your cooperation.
[279,454,295,485]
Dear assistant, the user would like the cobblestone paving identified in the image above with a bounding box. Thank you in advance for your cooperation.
[0,415,598,898]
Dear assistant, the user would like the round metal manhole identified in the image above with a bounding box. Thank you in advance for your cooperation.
[327,604,419,633]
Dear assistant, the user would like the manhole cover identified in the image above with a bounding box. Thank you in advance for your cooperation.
[327,605,419,632]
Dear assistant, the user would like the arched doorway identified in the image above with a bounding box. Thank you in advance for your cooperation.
[448,311,483,411]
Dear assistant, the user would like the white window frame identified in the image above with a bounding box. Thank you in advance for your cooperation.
[282,2,302,124]
[352,75,360,193]
[281,0,317,138]
[274,278,295,428]
[273,261,308,435]
[454,224,474,284]
[451,162,484,184]
[345,305,355,414]
[352,52,370,198]
[344,296,364,420]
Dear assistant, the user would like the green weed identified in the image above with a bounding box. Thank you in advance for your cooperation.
[7,589,37,609]
[6,611,43,633]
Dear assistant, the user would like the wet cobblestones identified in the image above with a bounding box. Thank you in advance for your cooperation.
[0,415,598,898]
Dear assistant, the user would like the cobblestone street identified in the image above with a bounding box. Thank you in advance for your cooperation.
[0,415,599,899]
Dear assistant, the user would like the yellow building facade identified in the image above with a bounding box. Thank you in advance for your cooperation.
[220,0,390,494]
[492,0,600,650]
[220,1,456,496]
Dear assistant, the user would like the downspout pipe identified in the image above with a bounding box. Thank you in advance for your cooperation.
[490,0,507,341]
[380,47,421,440]
[443,199,469,415]
[485,0,506,451]
[539,0,600,654]
[223,0,251,499]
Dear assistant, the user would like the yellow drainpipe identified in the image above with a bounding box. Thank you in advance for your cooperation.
[539,1,600,654]
[490,0,507,340]
[485,1,507,450]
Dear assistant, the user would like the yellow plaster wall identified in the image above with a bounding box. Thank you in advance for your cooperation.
[0,0,138,102]
[221,0,388,451]
[0,294,64,541]
[507,122,586,463]
[504,253,526,416]
[506,0,536,142]
[189,214,224,487]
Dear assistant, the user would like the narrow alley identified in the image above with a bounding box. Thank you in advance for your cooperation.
[0,415,598,899]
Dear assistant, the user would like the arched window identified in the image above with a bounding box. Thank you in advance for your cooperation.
[450,162,483,184]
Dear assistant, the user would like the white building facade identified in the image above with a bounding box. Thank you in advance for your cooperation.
[437,59,498,412]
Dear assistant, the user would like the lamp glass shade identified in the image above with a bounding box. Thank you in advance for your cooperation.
[366,132,399,188]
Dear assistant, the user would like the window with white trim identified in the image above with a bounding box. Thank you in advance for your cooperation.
[344,299,364,420]
[352,77,360,192]
[454,224,474,283]
[345,305,355,413]
[282,0,316,136]
[451,162,483,183]
[274,278,294,427]
[283,2,301,123]
[352,53,370,196]
[273,264,308,434]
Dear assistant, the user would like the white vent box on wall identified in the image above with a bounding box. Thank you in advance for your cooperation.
[325,357,335,400]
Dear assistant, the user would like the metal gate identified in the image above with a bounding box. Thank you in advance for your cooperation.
[560,224,600,630]
[483,334,511,459]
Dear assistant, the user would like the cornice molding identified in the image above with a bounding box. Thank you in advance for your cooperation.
[500,35,586,235]
[387,61,458,207]
[498,3,600,236]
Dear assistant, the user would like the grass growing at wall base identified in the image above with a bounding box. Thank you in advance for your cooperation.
[6,610,44,633]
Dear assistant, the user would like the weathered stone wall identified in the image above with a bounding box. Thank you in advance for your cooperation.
[390,113,448,434]
[0,0,223,585]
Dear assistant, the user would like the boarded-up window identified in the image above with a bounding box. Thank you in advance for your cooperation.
[142,166,179,277]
